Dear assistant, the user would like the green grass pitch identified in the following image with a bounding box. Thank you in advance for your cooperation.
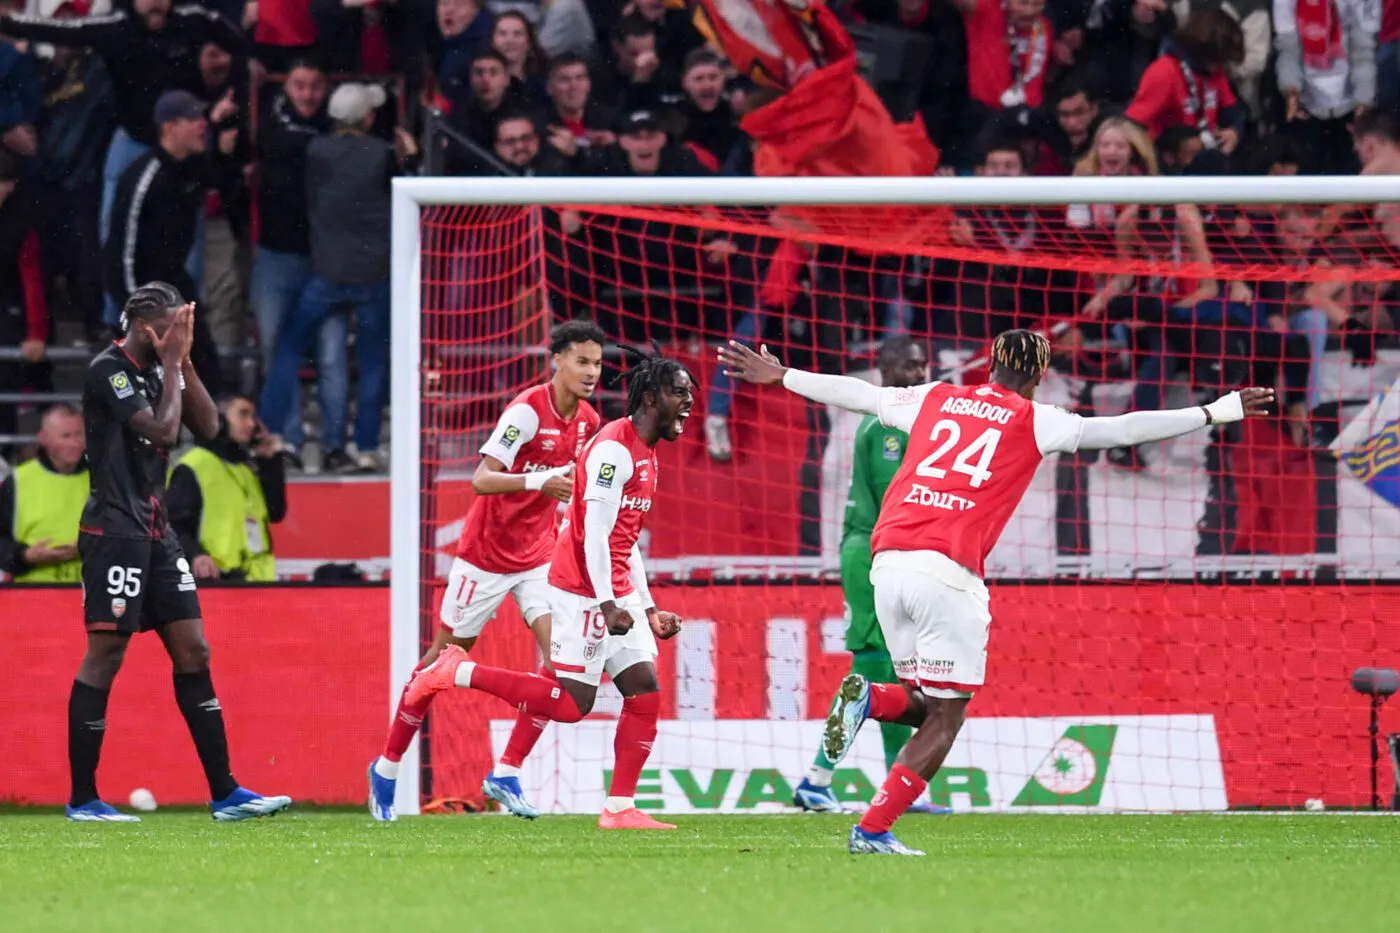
[2,811,1397,933]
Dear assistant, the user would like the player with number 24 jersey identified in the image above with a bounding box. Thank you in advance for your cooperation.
[718,331,1273,856]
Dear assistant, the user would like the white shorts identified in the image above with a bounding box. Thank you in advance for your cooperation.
[871,551,991,699]
[547,587,657,687]
[438,557,552,639]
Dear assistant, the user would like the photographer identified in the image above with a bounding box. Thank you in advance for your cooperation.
[166,394,288,582]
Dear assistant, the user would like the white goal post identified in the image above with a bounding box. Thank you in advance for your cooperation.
[388,174,1400,816]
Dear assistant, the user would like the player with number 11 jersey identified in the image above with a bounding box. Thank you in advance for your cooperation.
[368,320,604,822]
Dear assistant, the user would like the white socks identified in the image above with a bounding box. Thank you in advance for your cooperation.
[373,757,400,780]
[453,661,476,688]
[806,766,834,787]
[604,796,634,814]
[494,764,521,778]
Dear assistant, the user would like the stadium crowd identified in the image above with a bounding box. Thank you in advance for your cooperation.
[0,0,1397,478]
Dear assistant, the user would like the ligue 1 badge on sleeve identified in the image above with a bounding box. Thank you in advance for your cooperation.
[109,372,135,400]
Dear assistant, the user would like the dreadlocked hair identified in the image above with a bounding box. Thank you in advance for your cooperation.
[119,281,185,335]
[611,344,689,416]
[990,329,1051,384]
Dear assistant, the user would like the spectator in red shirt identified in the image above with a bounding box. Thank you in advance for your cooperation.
[1125,2,1245,157]
[543,52,615,154]
[955,0,1054,120]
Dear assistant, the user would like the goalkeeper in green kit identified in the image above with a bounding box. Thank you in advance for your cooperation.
[792,337,950,815]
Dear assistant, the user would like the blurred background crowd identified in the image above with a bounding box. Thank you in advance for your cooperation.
[0,0,1397,480]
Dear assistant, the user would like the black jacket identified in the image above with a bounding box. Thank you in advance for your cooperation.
[166,428,287,565]
[306,130,394,283]
[1,7,244,145]
[256,92,331,255]
[103,147,207,308]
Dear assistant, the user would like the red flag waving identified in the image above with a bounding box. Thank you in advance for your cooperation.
[691,0,942,241]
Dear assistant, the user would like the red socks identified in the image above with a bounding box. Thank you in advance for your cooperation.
[868,683,915,723]
[859,764,927,834]
[382,661,429,763]
[471,665,584,723]
[609,691,660,797]
[499,666,554,767]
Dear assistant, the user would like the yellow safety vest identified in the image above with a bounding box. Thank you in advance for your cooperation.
[172,447,276,582]
[12,459,89,584]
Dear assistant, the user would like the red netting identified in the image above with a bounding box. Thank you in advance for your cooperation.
[414,200,1400,814]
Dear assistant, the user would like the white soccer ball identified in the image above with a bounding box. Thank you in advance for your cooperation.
[1304,798,1324,812]
[129,788,158,812]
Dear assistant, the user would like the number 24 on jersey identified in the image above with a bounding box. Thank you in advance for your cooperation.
[915,419,1000,488]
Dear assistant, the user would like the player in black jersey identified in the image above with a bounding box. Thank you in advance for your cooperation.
[68,281,292,822]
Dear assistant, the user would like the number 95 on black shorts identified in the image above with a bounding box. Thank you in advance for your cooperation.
[79,533,203,633]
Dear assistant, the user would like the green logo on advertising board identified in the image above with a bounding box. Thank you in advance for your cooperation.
[1011,724,1118,806]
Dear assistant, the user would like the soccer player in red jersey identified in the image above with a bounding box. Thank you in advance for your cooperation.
[368,320,605,821]
[407,354,692,829]
[719,332,1273,855]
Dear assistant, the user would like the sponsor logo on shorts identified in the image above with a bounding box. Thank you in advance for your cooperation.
[596,463,616,488]
[925,659,955,677]
[111,597,126,618]
[109,372,135,400]
[501,425,522,449]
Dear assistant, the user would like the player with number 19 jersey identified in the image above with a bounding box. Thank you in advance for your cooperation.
[548,417,657,602]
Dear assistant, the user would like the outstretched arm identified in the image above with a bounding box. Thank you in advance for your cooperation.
[1052,388,1275,453]
[718,341,939,433]
[720,341,880,406]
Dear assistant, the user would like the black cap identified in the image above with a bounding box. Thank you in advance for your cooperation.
[617,109,663,135]
[153,89,206,125]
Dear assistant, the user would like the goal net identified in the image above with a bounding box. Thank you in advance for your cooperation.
[390,176,1400,815]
